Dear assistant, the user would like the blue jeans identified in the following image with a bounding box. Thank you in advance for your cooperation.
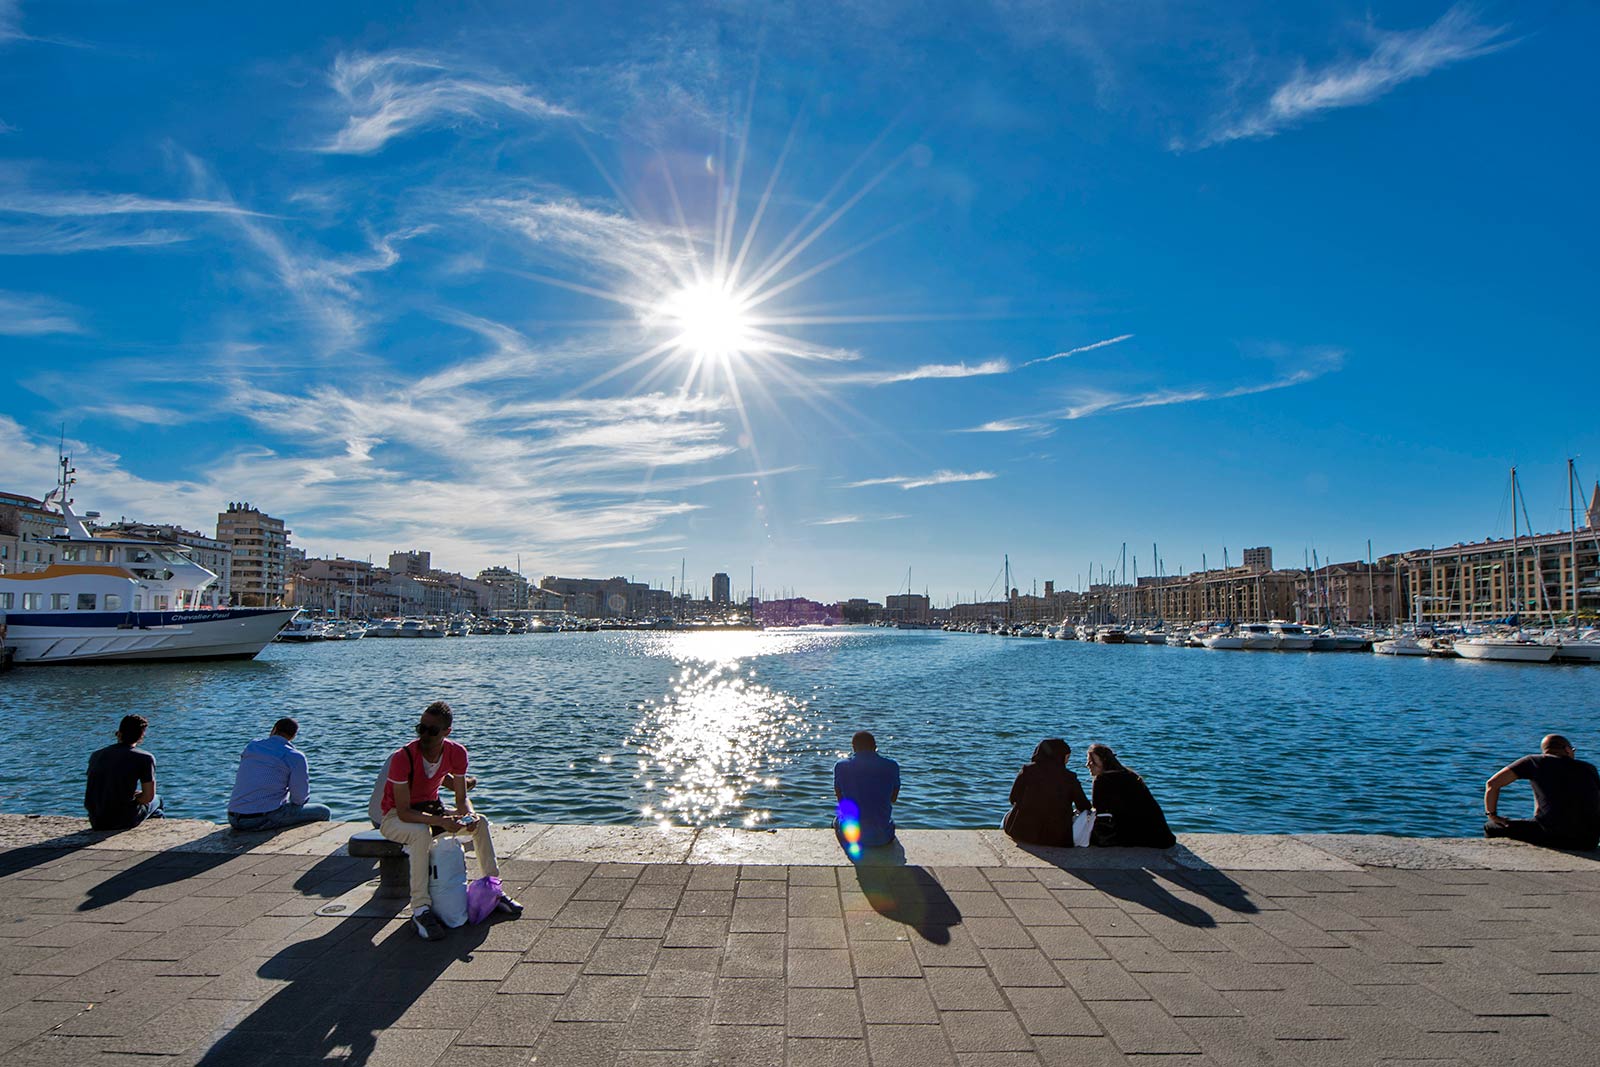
[228,802,332,832]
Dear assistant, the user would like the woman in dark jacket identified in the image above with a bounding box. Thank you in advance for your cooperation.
[1085,743,1176,848]
[1003,738,1092,846]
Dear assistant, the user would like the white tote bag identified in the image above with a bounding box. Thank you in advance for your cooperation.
[1071,809,1095,849]
[428,836,470,927]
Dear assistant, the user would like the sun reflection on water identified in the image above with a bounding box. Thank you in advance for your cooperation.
[623,631,831,826]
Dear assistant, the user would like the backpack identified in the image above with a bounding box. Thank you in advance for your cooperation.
[428,837,470,927]
[368,743,423,827]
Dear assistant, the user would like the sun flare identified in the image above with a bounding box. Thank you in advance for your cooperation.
[659,280,755,361]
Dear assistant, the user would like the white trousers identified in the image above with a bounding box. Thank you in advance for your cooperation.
[379,810,501,910]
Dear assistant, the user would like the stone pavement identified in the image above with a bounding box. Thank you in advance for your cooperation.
[2,815,1598,1067]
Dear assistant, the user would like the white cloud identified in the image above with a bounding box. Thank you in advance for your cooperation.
[1059,348,1344,419]
[834,358,1011,386]
[808,514,909,525]
[468,195,691,286]
[320,51,573,154]
[1019,333,1133,368]
[1200,5,1513,146]
[0,220,189,254]
[0,1,25,43]
[953,419,1048,434]
[846,470,998,490]
[0,290,84,335]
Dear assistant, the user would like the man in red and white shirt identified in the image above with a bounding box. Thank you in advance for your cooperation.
[378,700,520,939]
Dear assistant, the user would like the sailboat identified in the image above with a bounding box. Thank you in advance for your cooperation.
[1456,467,1556,663]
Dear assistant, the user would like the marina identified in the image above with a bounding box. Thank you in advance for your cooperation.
[3,626,1595,839]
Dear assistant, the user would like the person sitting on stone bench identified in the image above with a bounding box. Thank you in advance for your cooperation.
[1085,743,1176,849]
[377,700,522,940]
[1485,734,1600,851]
[227,717,333,832]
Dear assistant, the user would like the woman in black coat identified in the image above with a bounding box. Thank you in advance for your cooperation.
[1003,738,1092,846]
[1085,743,1176,849]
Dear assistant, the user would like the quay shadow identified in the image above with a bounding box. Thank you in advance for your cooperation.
[196,911,495,1067]
[1015,844,1260,928]
[843,839,961,945]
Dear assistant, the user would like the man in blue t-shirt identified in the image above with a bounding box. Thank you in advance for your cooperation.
[834,731,900,854]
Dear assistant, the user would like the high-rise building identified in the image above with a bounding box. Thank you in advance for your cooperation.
[216,502,289,606]
[1242,546,1273,573]
[711,572,731,605]
[477,566,530,613]
[389,550,431,576]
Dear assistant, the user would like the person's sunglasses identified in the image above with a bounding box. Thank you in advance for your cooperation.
[416,722,441,737]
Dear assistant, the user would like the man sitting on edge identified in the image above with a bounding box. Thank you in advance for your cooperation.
[834,730,900,858]
[1485,734,1600,851]
[85,714,163,831]
[378,700,521,940]
[227,717,333,832]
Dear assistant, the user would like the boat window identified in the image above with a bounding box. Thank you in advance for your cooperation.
[77,593,97,610]
[52,594,70,610]
[22,593,43,610]
[61,547,82,562]
[93,547,108,562]
[154,595,170,611]
[130,549,153,564]
[0,592,10,609]
[105,594,122,611]
[132,594,142,610]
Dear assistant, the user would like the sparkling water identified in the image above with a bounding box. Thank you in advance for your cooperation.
[7,628,1596,836]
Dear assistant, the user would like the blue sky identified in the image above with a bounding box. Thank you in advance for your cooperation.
[2,1,1596,602]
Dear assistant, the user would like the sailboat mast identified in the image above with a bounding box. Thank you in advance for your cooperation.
[1570,458,1579,619]
[1511,467,1520,620]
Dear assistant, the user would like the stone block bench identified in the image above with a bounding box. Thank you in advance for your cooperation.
[347,829,408,898]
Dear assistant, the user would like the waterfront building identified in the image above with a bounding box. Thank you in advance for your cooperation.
[711,572,731,605]
[477,566,530,614]
[884,593,931,624]
[840,598,881,623]
[1128,567,1304,624]
[0,491,65,574]
[216,502,289,607]
[1293,560,1405,627]
[540,575,668,618]
[1242,546,1273,573]
[388,550,431,577]
[1399,521,1600,623]
[93,521,233,602]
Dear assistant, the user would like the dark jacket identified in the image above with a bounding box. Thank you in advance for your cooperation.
[1003,739,1090,847]
[1090,767,1176,849]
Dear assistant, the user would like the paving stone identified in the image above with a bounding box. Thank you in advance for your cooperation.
[699,1023,784,1066]
[626,884,686,910]
[1137,972,1245,1018]
[1002,986,1102,1037]
[788,917,848,950]
[551,899,623,929]
[498,962,581,995]
[528,1021,626,1067]
[785,1037,869,1067]
[582,936,659,976]
[523,926,602,964]
[1090,998,1202,1054]
[865,1023,957,1067]
[441,949,522,982]
[859,977,939,1023]
[910,926,987,968]
[456,992,560,1045]
[851,939,919,978]
[1026,926,1108,961]
[924,966,1008,1010]
[665,915,729,948]
[788,988,864,1039]
[575,877,637,902]
[679,891,736,917]
[963,917,1035,950]
[557,975,647,1022]
[788,887,842,918]
[711,976,786,1024]
[723,932,785,978]
[940,1011,1033,1053]
[787,948,855,988]
[732,898,788,933]
[738,879,791,899]
[645,967,718,999]
[1054,959,1152,1002]
[624,995,709,1050]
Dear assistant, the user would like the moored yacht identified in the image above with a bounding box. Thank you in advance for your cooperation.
[1237,623,1278,650]
[0,464,294,664]
[1267,620,1314,651]
[1455,633,1557,663]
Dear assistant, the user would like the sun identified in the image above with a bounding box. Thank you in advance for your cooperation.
[658,280,755,361]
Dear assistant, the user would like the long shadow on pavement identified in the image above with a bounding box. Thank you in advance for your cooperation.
[1017,847,1260,927]
[197,911,495,1067]
[847,840,962,944]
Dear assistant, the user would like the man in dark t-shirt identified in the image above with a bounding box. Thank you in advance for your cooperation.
[85,715,163,831]
[1485,734,1600,850]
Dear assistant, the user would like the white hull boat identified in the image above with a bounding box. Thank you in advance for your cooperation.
[1455,635,1557,663]
[1202,632,1246,650]
[1374,634,1430,656]
[1267,621,1314,650]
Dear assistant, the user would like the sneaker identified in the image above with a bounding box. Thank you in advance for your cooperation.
[493,893,524,918]
[411,906,447,941]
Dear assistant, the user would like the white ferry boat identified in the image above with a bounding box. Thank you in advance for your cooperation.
[0,468,293,664]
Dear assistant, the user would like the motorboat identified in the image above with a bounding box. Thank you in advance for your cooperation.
[1545,628,1600,664]
[0,471,293,664]
[1373,634,1430,656]
[1330,630,1372,652]
[275,613,327,642]
[368,618,405,637]
[1096,626,1127,644]
[1455,633,1557,663]
[1202,630,1246,650]
[1238,623,1278,650]
[1307,629,1338,652]
[1267,621,1314,651]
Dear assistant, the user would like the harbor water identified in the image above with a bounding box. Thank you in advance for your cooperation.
[7,627,1596,837]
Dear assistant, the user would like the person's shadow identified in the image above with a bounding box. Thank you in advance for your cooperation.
[196,912,494,1067]
[1015,844,1261,928]
[845,839,961,945]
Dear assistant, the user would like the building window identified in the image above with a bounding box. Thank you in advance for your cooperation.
[77,593,97,610]
[105,594,122,611]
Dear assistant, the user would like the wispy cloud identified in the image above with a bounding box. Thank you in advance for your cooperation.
[0,290,85,335]
[0,1,25,44]
[808,514,909,525]
[833,358,1011,386]
[320,51,573,154]
[0,220,189,254]
[846,470,998,490]
[1198,5,1514,147]
[953,419,1050,435]
[1019,333,1133,368]
[468,195,690,284]
[1059,348,1344,419]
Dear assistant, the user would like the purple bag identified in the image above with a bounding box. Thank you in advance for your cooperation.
[466,875,503,924]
